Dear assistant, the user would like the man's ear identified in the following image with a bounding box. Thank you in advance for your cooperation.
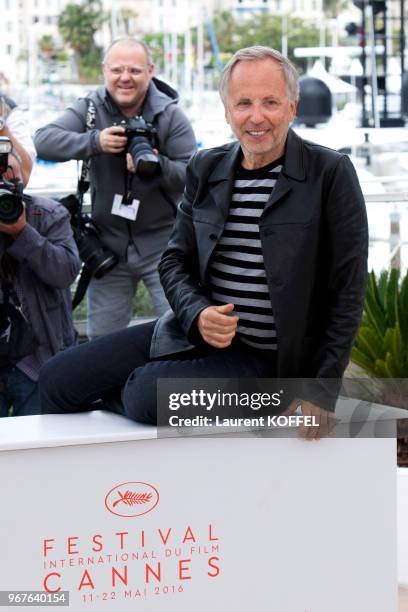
[289,99,298,122]
[148,63,155,78]
[224,105,230,126]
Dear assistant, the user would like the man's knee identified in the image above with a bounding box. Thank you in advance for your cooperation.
[39,351,75,413]
[39,356,62,412]
[122,366,158,424]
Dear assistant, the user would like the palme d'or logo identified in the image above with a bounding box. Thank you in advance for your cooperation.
[105,482,159,518]
[42,481,220,593]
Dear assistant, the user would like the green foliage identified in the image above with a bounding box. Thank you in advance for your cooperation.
[143,32,185,74]
[38,34,58,81]
[211,12,320,73]
[212,11,240,55]
[78,47,104,83]
[163,11,321,75]
[132,282,155,318]
[118,8,138,36]
[284,17,321,62]
[323,0,349,18]
[56,50,70,63]
[58,0,106,82]
[144,33,165,66]
[38,35,56,55]
[351,269,408,378]
[58,0,105,53]
[233,14,282,51]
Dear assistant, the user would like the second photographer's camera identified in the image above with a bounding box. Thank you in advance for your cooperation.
[0,136,24,224]
[119,116,160,179]
[60,194,118,279]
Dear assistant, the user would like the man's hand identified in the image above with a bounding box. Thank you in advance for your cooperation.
[0,205,26,239]
[99,126,128,154]
[0,124,33,187]
[197,303,239,348]
[0,123,11,138]
[126,149,159,173]
[0,97,12,127]
[283,398,335,440]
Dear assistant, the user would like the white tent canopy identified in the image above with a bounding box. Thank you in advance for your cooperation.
[308,60,357,94]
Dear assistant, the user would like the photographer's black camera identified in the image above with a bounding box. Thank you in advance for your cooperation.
[119,116,160,179]
[76,224,118,279]
[60,194,118,280]
[0,136,24,224]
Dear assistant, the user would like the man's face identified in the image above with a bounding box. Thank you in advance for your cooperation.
[224,58,297,169]
[102,43,154,116]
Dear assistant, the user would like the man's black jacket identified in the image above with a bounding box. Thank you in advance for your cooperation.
[151,129,368,381]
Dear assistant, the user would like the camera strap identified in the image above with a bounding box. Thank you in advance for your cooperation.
[77,98,97,200]
[0,279,37,368]
[71,98,97,312]
[72,266,92,311]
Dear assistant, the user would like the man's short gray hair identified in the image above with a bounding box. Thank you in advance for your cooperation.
[219,46,299,104]
[103,38,153,65]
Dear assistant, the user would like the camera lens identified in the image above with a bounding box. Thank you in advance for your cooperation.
[0,190,24,224]
[128,136,160,179]
[76,229,118,278]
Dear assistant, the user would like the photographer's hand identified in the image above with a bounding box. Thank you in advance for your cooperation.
[0,204,26,239]
[99,126,128,154]
[0,125,33,187]
[126,149,159,174]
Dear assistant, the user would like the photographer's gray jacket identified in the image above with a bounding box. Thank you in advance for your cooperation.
[34,79,197,258]
[0,196,80,366]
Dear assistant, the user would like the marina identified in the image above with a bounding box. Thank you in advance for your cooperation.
[26,93,408,278]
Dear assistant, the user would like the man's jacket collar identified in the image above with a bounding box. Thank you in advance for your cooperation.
[142,78,179,122]
[207,128,305,183]
[206,128,306,220]
[207,141,241,183]
[282,128,306,181]
[263,128,306,214]
[100,77,178,123]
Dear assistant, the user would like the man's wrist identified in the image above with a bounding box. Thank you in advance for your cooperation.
[11,148,22,164]
[3,222,26,240]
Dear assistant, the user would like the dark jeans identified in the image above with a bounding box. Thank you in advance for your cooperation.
[39,321,276,424]
[0,367,41,417]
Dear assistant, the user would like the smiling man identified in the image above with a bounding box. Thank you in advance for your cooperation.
[34,38,196,338]
[40,47,368,439]
[222,55,296,169]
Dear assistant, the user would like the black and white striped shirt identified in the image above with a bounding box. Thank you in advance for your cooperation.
[209,157,284,350]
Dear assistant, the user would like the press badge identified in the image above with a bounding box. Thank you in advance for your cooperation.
[111,194,140,221]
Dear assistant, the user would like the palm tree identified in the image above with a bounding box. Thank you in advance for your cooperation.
[119,8,138,36]
[58,0,106,81]
[38,34,56,77]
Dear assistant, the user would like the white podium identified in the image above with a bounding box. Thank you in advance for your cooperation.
[0,411,398,611]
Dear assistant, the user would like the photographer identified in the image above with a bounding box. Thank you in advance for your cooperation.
[0,92,36,186]
[0,147,80,416]
[34,38,196,339]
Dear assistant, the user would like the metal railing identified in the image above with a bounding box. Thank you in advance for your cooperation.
[26,181,408,331]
